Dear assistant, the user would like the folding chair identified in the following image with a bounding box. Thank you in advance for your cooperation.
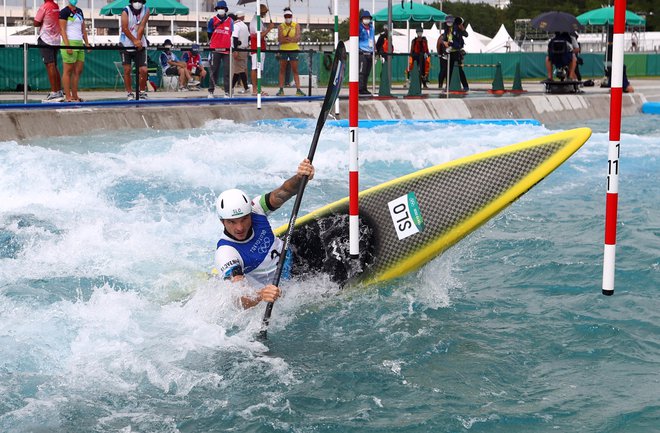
[113,61,125,90]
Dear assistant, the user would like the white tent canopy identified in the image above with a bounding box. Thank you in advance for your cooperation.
[389,23,488,54]
[464,24,487,53]
[466,24,492,46]
[484,23,521,53]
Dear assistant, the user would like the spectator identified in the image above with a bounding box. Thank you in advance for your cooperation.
[182,43,206,88]
[58,0,89,102]
[407,27,430,89]
[437,20,449,89]
[571,31,583,81]
[119,0,149,100]
[231,10,250,94]
[249,3,275,96]
[375,24,392,63]
[160,39,192,91]
[207,0,233,98]
[358,10,375,95]
[276,7,304,96]
[35,0,63,102]
[446,16,469,91]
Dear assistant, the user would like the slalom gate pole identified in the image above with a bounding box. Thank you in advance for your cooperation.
[349,0,359,258]
[256,0,262,109]
[334,0,339,116]
[258,42,347,340]
[602,0,625,296]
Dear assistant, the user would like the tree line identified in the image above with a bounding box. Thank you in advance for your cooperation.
[431,0,657,37]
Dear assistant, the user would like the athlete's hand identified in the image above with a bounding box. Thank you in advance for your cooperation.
[258,285,281,303]
[297,158,315,181]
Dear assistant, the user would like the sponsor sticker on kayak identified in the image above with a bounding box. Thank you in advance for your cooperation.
[388,192,425,240]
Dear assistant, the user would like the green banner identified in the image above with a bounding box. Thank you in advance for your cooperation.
[1,46,658,92]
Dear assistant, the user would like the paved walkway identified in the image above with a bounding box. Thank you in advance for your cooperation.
[2,78,659,105]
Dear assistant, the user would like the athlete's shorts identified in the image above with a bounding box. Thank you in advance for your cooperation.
[38,37,58,64]
[164,67,179,76]
[250,52,265,71]
[279,51,298,61]
[120,48,147,67]
[60,40,84,64]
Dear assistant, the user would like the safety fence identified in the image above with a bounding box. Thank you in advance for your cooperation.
[1,44,659,93]
[0,44,321,95]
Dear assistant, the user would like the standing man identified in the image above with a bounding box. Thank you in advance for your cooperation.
[276,7,305,97]
[447,16,469,91]
[58,0,90,102]
[358,10,375,95]
[35,0,63,102]
[249,3,275,96]
[207,0,233,98]
[375,24,391,63]
[119,0,149,100]
[407,27,430,88]
[231,10,250,93]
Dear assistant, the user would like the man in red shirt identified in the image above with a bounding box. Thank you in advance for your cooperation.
[206,0,233,98]
[34,0,63,102]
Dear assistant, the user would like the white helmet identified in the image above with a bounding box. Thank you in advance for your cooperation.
[216,188,252,220]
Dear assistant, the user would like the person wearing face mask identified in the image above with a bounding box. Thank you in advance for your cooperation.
[447,16,469,92]
[249,3,275,96]
[119,0,149,100]
[35,0,64,102]
[358,10,375,95]
[230,10,250,93]
[276,8,305,97]
[375,25,392,63]
[159,39,192,91]
[206,0,233,98]
[182,43,206,88]
[407,27,430,89]
[58,0,90,102]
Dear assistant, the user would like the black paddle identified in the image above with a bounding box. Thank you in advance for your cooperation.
[258,41,347,340]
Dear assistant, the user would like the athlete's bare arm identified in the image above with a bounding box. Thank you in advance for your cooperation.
[268,158,315,209]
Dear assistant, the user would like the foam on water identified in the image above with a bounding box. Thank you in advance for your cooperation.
[1,116,658,432]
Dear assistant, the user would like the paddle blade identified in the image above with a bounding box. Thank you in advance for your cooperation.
[318,41,347,126]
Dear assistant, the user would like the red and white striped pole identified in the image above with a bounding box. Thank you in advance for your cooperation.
[349,0,360,258]
[256,0,262,109]
[602,0,626,296]
[334,0,340,116]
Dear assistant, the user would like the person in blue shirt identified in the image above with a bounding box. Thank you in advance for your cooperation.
[159,39,191,91]
[358,10,375,95]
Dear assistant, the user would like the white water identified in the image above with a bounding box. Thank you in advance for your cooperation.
[1,118,658,432]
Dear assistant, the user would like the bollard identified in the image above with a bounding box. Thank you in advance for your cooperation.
[488,62,505,94]
[510,62,526,93]
[406,63,422,97]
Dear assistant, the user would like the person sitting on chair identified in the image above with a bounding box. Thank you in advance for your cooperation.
[159,39,192,91]
[182,43,206,88]
[546,32,578,81]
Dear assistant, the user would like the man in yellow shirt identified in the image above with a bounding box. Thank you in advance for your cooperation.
[276,7,305,96]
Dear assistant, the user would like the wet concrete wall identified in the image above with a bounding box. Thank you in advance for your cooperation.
[0,93,645,142]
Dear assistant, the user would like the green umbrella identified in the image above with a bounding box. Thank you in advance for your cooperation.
[100,0,190,16]
[576,6,646,26]
[373,2,446,22]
